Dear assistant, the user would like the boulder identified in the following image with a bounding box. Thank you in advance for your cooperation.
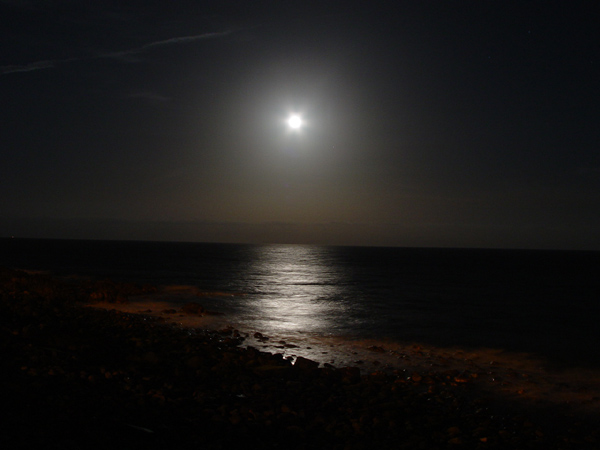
[293,356,319,371]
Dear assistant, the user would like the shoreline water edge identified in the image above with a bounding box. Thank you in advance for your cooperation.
[88,283,600,411]
[2,268,599,449]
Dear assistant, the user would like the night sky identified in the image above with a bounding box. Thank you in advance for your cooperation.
[2,1,599,249]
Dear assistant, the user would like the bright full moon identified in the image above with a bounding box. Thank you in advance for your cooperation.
[287,114,303,130]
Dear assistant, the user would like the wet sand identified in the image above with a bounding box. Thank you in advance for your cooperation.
[2,269,599,449]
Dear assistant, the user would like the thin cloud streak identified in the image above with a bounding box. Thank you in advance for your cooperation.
[100,30,232,61]
[1,60,56,75]
[141,31,232,49]
[0,30,232,76]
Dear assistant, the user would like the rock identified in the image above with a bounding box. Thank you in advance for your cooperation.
[142,351,160,364]
[180,302,205,315]
[368,345,385,353]
[253,332,269,341]
[186,356,203,368]
[294,356,319,371]
[338,366,361,383]
[447,426,461,436]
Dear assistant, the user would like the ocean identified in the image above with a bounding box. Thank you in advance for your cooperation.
[2,238,599,370]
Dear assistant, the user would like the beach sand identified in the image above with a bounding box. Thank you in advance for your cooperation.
[2,268,599,449]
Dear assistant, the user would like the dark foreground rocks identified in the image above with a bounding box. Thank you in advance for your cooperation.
[1,268,598,449]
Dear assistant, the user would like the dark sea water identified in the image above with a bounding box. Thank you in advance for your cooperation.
[2,238,599,369]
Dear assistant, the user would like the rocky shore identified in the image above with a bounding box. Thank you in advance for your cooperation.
[1,268,598,449]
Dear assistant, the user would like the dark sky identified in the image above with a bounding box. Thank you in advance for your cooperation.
[1,1,599,249]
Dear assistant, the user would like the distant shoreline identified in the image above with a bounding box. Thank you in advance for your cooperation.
[3,235,600,253]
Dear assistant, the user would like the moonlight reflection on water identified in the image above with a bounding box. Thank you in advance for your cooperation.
[238,245,354,335]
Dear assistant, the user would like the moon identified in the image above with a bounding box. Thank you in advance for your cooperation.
[287,114,303,130]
